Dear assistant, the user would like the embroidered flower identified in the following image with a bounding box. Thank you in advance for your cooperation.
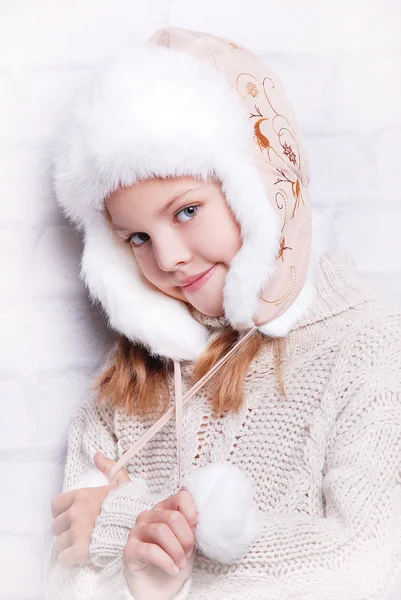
[277,235,293,262]
[246,81,259,97]
[282,142,297,165]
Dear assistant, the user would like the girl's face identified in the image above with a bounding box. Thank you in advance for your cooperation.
[105,176,242,317]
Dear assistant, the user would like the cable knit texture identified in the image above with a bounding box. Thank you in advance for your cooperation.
[43,250,401,600]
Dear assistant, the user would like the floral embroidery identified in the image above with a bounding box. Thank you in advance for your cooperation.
[212,35,312,310]
[277,236,293,262]
[282,141,297,165]
[246,81,259,97]
[236,73,302,173]
[275,169,305,220]
[275,190,290,232]
[249,105,284,162]
[227,41,242,51]
[259,266,297,306]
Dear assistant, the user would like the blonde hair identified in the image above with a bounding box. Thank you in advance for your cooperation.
[93,208,287,417]
[92,328,286,417]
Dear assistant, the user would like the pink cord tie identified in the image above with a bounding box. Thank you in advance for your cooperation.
[108,325,258,487]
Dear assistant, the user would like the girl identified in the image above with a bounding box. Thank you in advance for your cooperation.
[44,27,401,600]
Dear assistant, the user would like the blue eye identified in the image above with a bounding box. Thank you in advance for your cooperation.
[125,205,200,246]
[126,232,149,246]
[176,205,199,223]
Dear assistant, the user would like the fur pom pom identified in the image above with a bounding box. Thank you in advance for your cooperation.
[66,466,137,491]
[182,462,261,564]
[66,467,110,491]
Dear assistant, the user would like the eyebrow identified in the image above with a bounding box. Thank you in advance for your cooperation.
[111,186,203,231]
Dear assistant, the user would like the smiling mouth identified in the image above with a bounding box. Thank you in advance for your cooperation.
[177,267,214,288]
[180,265,216,293]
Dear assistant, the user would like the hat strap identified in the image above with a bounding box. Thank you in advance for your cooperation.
[108,325,258,486]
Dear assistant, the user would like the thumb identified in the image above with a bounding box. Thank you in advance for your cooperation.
[94,452,130,486]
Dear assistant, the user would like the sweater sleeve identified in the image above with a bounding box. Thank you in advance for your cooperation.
[248,342,401,599]
[43,397,193,600]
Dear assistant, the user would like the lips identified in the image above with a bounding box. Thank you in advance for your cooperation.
[178,267,214,287]
[179,265,216,293]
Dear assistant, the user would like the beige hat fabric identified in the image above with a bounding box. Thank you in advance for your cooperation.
[146,27,313,330]
[52,26,314,361]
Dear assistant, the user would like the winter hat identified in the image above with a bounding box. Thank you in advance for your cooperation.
[54,27,317,568]
[52,26,315,363]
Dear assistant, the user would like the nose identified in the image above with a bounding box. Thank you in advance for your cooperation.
[153,233,191,272]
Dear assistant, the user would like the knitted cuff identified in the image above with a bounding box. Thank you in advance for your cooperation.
[89,478,158,568]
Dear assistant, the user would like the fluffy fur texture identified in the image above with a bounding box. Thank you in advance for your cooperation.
[67,462,261,564]
[182,462,261,563]
[52,44,289,361]
[81,212,210,361]
[65,467,112,491]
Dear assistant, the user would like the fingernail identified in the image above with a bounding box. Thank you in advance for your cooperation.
[170,565,180,575]
[185,548,193,559]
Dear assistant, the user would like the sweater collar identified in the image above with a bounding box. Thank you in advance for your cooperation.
[187,251,377,334]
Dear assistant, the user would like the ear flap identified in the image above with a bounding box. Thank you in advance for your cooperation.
[218,162,282,330]
[80,212,210,361]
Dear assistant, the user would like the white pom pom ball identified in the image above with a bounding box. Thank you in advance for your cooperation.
[182,462,261,563]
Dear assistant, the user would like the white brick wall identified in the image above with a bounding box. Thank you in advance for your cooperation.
[0,1,400,598]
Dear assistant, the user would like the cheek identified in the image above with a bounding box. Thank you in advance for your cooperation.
[132,252,157,282]
[133,252,183,298]
[209,222,242,260]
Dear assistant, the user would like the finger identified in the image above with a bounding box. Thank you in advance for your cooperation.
[137,510,195,558]
[51,491,75,519]
[109,467,130,487]
[57,540,91,569]
[141,522,189,569]
[154,490,198,530]
[94,452,130,486]
[51,511,71,537]
[55,529,73,556]
[124,538,180,577]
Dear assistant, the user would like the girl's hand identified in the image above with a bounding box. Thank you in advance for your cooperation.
[51,453,130,568]
[123,489,198,578]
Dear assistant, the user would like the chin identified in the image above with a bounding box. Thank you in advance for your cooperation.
[189,296,225,317]
[187,270,226,316]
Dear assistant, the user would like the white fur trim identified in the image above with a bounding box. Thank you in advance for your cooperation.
[81,212,210,361]
[65,467,109,491]
[65,466,137,491]
[182,462,261,564]
[52,44,283,360]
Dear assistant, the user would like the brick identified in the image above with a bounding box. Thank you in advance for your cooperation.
[377,128,401,202]
[337,55,401,131]
[306,134,376,205]
[28,225,84,301]
[0,0,167,69]
[0,300,115,373]
[0,371,92,453]
[34,371,95,454]
[0,225,84,302]
[0,70,89,148]
[170,0,401,54]
[0,532,52,598]
[0,148,60,225]
[0,379,35,450]
[333,204,401,274]
[0,460,62,535]
[261,54,336,136]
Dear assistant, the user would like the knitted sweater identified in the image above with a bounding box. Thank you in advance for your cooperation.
[43,250,401,600]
